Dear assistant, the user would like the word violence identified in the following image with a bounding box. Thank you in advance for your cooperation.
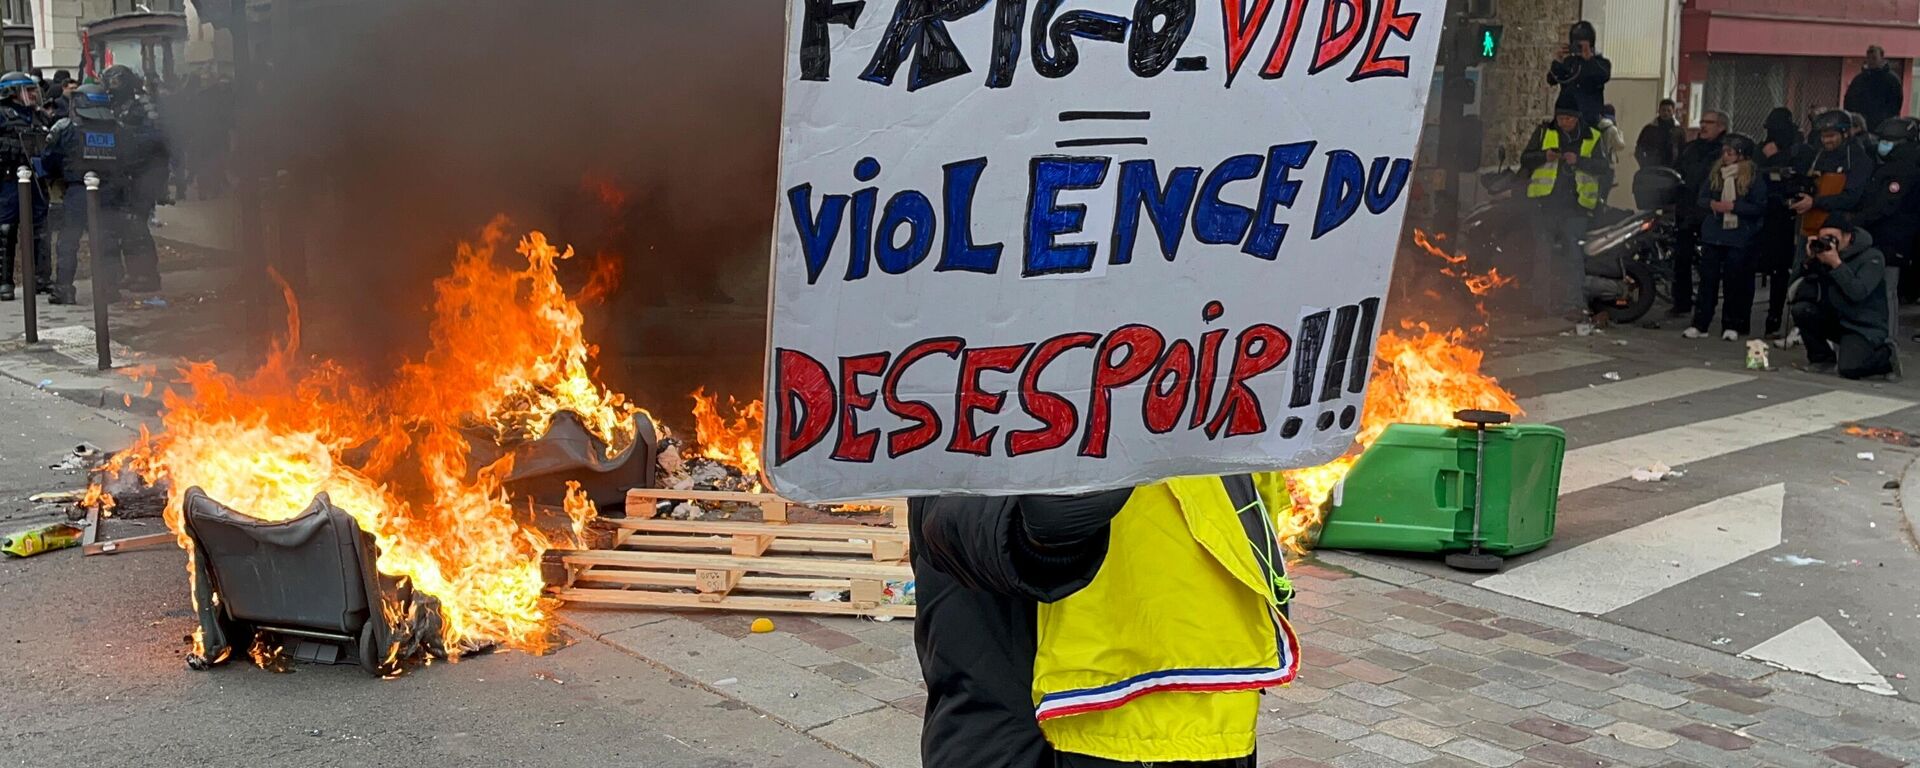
[799,0,1426,89]
[771,301,1371,466]
[788,143,1411,284]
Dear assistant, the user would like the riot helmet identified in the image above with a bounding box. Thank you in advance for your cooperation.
[101,64,142,98]
[1812,110,1853,135]
[1722,133,1758,159]
[71,84,114,122]
[0,71,39,106]
[1875,117,1920,144]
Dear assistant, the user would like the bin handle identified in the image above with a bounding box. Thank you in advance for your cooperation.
[1434,468,1465,511]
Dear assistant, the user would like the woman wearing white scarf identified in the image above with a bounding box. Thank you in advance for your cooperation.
[1684,133,1770,341]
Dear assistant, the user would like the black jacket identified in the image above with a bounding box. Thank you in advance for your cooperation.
[1634,118,1683,169]
[911,491,1128,768]
[1845,65,1905,131]
[1802,142,1874,216]
[1547,54,1611,127]
[1675,135,1725,219]
[1800,229,1890,347]
[1856,142,1920,264]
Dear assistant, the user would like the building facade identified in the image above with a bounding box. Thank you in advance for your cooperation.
[1681,0,1920,136]
[29,0,188,82]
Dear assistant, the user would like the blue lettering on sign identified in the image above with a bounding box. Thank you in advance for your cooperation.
[85,132,116,149]
[782,144,1415,282]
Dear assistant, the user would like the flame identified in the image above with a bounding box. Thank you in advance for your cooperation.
[1277,323,1524,553]
[1412,229,1514,298]
[95,220,647,660]
[691,388,766,488]
[1844,423,1918,446]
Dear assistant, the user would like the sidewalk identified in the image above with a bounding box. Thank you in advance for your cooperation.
[0,199,239,415]
[565,558,1920,768]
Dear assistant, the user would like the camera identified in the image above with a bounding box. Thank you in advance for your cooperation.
[1808,235,1840,256]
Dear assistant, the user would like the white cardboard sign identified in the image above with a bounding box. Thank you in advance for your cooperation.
[765,0,1444,502]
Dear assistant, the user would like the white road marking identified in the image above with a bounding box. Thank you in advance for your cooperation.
[1484,349,1612,380]
[1743,617,1896,696]
[1476,484,1784,615]
[1517,368,1754,424]
[1557,391,1911,494]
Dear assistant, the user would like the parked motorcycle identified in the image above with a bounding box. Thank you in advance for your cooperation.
[1461,167,1679,324]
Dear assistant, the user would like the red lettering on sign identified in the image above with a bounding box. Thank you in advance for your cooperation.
[882,337,964,458]
[949,343,1033,456]
[1080,325,1167,458]
[830,352,890,463]
[773,348,836,466]
[1007,332,1101,457]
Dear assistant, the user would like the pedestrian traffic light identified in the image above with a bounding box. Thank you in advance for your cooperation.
[1477,25,1503,61]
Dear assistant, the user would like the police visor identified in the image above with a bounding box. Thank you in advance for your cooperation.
[73,88,112,121]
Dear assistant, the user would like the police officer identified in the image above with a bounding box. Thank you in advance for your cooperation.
[0,71,50,302]
[101,65,164,292]
[42,84,138,305]
[1856,117,1920,338]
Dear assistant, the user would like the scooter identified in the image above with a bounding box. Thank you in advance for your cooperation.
[1461,167,1679,324]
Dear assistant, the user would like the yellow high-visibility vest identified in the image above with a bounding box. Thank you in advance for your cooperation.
[1031,475,1302,763]
[1528,127,1603,209]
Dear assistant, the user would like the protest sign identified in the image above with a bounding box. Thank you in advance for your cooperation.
[765,0,1445,501]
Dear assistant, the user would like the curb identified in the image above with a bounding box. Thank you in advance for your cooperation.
[1314,550,1920,721]
[1902,456,1920,552]
[0,347,164,418]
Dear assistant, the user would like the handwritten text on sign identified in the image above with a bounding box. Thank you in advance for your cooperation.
[765,0,1444,501]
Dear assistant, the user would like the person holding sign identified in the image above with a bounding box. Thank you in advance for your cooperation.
[911,474,1299,767]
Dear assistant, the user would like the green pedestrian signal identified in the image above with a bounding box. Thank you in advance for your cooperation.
[1477,24,1504,61]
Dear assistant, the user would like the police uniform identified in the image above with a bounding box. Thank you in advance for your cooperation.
[0,72,50,298]
[41,86,140,303]
[106,71,164,291]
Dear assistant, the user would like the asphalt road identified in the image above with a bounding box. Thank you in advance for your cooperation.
[0,376,862,768]
[1344,312,1920,700]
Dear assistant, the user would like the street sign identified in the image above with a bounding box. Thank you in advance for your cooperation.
[1478,24,1504,61]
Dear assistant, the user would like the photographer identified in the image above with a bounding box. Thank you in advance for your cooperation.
[1521,104,1611,318]
[1547,21,1611,127]
[1789,111,1872,239]
[1792,213,1897,379]
[1854,117,1920,337]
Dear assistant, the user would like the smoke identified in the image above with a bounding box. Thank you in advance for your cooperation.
[253,0,784,427]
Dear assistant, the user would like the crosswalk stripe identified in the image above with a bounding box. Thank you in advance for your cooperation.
[1556,391,1911,495]
[1517,368,1754,424]
[1476,484,1784,614]
[1484,349,1612,380]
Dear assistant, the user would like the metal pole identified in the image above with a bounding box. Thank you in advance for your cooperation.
[16,166,34,344]
[83,172,109,370]
[1467,424,1487,552]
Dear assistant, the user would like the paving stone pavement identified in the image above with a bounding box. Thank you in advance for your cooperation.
[564,561,1920,768]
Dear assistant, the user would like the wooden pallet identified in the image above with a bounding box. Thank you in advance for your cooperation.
[550,489,914,618]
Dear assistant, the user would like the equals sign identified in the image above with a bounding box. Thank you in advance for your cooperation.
[1056,111,1151,149]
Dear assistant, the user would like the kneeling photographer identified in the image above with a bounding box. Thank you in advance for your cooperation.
[1791,213,1897,379]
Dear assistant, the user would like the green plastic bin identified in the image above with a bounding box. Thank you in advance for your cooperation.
[1315,421,1566,556]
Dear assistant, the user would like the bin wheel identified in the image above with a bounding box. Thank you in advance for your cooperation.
[1454,409,1512,426]
[1445,551,1506,573]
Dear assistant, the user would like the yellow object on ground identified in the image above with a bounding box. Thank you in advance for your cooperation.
[750,617,775,634]
[2,522,84,557]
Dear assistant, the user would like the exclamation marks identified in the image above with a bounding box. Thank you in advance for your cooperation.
[1280,298,1379,439]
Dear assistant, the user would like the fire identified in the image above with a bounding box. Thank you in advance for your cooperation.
[691,388,766,487]
[1275,228,1527,554]
[1278,323,1523,553]
[94,219,647,661]
[1411,229,1514,302]
[1844,423,1919,446]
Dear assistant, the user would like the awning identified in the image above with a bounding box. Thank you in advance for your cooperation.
[1692,11,1920,58]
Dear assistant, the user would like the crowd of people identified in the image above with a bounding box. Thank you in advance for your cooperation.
[1526,26,1912,381]
[0,66,171,305]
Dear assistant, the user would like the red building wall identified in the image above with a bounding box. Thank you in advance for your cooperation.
[1681,0,1920,112]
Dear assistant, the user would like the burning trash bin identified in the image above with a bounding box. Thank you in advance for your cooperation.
[1313,409,1565,571]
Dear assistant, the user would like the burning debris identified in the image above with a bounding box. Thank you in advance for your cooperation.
[1844,423,1920,447]
[81,219,772,673]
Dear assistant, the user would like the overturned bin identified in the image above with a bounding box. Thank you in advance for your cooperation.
[1315,410,1565,570]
